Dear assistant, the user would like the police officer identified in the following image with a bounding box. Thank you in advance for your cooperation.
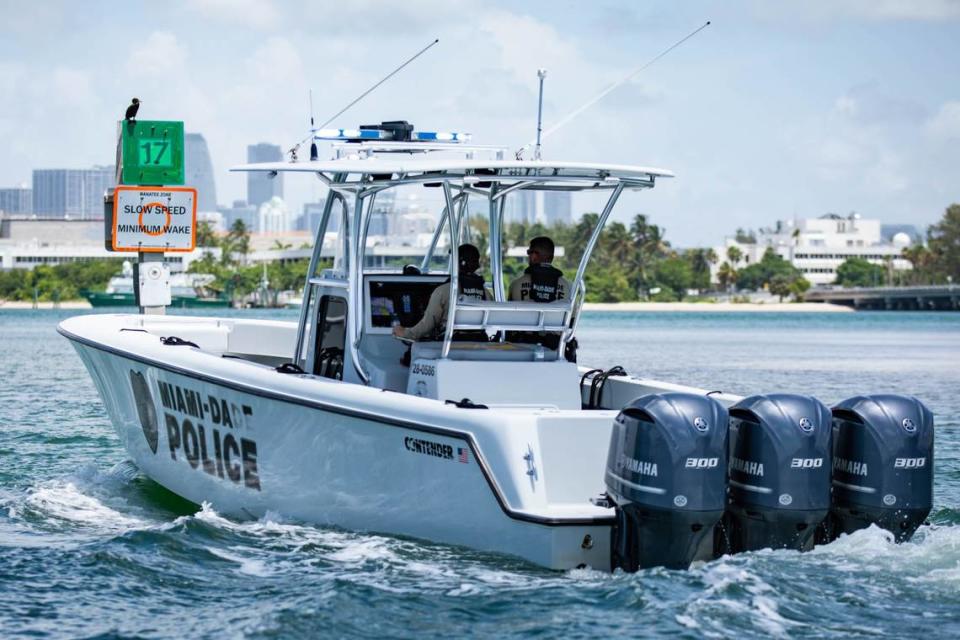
[508,236,570,302]
[393,244,489,341]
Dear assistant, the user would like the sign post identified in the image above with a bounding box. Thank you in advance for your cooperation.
[105,119,196,315]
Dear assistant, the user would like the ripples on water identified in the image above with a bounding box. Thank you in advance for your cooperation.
[1,309,958,638]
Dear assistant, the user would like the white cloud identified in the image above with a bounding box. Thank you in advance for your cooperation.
[837,0,960,21]
[478,10,582,83]
[753,0,960,24]
[834,95,858,118]
[50,68,98,108]
[249,37,304,83]
[125,31,187,76]
[185,0,281,30]
[926,101,960,140]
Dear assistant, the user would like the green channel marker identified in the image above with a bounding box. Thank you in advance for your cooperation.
[119,120,184,185]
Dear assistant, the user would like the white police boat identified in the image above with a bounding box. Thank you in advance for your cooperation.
[60,124,934,571]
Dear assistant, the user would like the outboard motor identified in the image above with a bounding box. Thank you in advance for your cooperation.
[827,394,934,542]
[605,393,728,571]
[724,394,832,554]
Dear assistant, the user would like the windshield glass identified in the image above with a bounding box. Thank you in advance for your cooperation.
[359,183,450,273]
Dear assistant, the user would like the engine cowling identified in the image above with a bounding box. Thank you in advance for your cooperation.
[826,394,934,542]
[605,392,728,571]
[723,394,832,553]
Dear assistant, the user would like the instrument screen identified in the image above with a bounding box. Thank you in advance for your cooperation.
[368,280,442,329]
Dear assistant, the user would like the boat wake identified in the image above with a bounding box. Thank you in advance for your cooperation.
[2,460,959,637]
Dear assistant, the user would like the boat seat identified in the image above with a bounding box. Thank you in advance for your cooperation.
[412,340,547,362]
[451,299,572,334]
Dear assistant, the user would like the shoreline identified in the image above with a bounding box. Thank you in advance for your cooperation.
[0,300,93,309]
[582,301,854,313]
[1,300,855,312]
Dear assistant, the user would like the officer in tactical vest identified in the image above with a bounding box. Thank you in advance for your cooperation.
[393,243,489,341]
[508,236,570,302]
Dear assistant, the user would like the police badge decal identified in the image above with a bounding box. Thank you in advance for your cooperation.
[129,370,159,454]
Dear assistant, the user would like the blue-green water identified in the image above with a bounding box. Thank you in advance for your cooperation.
[1,309,959,638]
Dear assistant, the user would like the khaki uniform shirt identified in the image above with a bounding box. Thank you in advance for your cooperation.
[399,282,492,341]
[508,265,571,302]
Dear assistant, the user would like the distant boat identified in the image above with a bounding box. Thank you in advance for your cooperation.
[84,262,231,308]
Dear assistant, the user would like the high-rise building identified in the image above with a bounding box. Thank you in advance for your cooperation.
[297,200,335,233]
[504,189,537,224]
[185,133,218,212]
[247,143,284,207]
[543,191,572,225]
[219,200,258,232]
[32,166,115,218]
[0,186,32,214]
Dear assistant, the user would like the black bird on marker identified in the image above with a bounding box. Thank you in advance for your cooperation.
[124,98,141,121]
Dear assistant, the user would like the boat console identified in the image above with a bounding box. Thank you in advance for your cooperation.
[358,274,582,406]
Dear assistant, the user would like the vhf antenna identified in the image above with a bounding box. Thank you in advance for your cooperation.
[317,38,439,130]
[534,69,547,160]
[288,38,440,162]
[309,89,318,161]
[516,20,711,159]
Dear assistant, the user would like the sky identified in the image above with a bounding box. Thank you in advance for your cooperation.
[1,0,959,246]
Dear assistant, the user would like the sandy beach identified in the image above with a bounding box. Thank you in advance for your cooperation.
[0,300,93,310]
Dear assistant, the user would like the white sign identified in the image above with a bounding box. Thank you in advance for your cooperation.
[112,186,197,252]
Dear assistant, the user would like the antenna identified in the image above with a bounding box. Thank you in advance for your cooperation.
[287,38,440,162]
[534,69,547,161]
[317,38,440,129]
[516,20,711,158]
[309,89,318,161]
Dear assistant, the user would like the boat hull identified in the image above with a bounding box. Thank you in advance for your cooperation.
[63,324,613,570]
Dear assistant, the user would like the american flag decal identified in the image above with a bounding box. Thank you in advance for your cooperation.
[458,447,469,463]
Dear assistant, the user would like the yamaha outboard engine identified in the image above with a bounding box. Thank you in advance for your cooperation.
[724,394,832,554]
[826,395,934,542]
[605,393,728,571]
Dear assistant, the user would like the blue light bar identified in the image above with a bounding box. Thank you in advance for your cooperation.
[314,128,390,141]
[412,131,472,142]
[313,127,472,143]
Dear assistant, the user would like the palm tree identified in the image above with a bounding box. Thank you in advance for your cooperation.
[726,245,743,267]
[685,248,713,290]
[629,214,669,290]
[902,244,932,285]
[717,262,737,292]
[603,222,633,267]
[570,213,600,265]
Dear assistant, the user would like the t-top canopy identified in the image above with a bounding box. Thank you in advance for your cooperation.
[230,158,674,190]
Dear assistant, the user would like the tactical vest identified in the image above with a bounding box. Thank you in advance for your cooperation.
[441,271,488,342]
[454,272,487,301]
[524,264,563,302]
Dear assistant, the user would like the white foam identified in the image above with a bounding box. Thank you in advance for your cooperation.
[24,480,146,532]
[207,546,275,577]
[680,559,803,638]
[813,523,960,585]
[326,537,400,564]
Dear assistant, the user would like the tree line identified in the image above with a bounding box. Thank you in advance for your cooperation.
[2,204,956,304]
[495,214,808,302]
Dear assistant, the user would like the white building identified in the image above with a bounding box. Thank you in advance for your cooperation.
[713,213,914,286]
[0,217,213,271]
[257,197,292,234]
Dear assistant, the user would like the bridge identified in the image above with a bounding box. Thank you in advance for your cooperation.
[806,285,960,310]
